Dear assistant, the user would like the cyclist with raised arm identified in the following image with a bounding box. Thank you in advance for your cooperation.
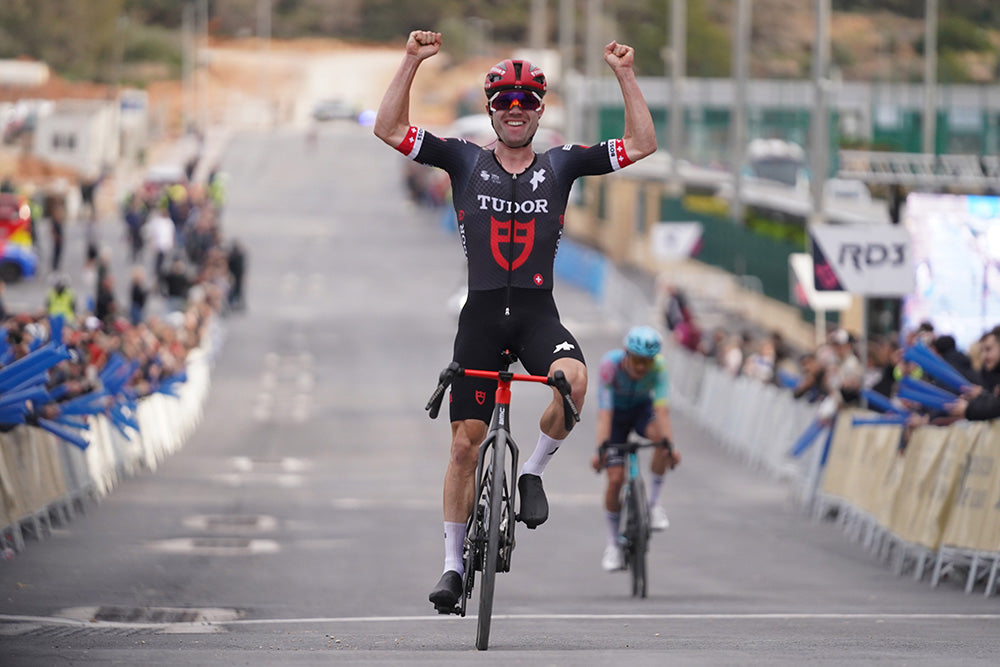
[591,326,680,571]
[373,29,657,611]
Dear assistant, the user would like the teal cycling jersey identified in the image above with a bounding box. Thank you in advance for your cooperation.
[597,349,669,411]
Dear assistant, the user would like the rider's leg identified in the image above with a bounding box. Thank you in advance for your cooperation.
[601,464,626,570]
[442,419,488,569]
[518,358,587,528]
[647,447,672,507]
[431,419,487,608]
[604,465,625,545]
[522,357,587,476]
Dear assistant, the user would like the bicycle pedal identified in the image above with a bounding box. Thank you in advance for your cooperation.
[434,603,461,615]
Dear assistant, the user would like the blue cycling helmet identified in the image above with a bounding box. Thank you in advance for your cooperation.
[624,325,662,358]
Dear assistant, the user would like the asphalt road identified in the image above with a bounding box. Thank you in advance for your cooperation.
[2,121,999,665]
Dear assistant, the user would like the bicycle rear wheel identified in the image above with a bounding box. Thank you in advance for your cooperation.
[476,436,506,650]
[628,477,649,598]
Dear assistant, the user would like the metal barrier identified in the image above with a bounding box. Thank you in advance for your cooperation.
[664,338,1000,597]
[0,322,217,556]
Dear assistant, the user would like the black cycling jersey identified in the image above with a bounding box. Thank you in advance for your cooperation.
[396,126,632,292]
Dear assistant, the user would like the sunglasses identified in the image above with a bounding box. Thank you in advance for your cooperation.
[489,90,542,112]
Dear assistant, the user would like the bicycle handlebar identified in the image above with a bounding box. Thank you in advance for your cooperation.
[425,363,581,432]
[425,362,460,419]
[599,435,676,467]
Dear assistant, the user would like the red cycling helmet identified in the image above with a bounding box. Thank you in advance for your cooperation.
[483,59,547,98]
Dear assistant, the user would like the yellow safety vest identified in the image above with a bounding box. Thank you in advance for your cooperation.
[46,289,76,322]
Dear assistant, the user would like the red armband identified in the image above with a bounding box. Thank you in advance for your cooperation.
[395,126,424,159]
[608,138,632,171]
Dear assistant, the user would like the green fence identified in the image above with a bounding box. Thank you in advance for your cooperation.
[660,195,802,309]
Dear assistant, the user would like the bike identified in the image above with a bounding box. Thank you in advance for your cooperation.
[599,434,674,598]
[425,350,579,651]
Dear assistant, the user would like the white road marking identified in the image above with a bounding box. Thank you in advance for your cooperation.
[3,612,1000,631]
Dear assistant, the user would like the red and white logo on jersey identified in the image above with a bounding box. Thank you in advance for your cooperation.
[533,274,544,286]
[490,218,535,270]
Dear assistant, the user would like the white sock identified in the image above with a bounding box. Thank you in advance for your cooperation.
[520,432,564,477]
[605,511,621,547]
[443,521,466,576]
[648,473,665,508]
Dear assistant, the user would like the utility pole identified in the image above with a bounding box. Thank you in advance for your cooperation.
[730,0,751,226]
[182,3,194,133]
[558,0,576,81]
[530,0,548,51]
[585,0,603,144]
[809,0,832,347]
[257,0,271,126]
[197,0,209,131]
[922,0,938,155]
[810,0,831,227]
[669,0,686,185]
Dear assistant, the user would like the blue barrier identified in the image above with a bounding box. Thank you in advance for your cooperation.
[553,239,607,299]
[790,418,827,458]
[897,376,958,412]
[902,342,972,393]
[776,369,800,389]
[862,389,910,416]
[35,418,89,451]
[851,415,910,427]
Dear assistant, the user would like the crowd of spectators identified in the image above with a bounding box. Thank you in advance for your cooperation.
[662,284,1000,431]
[0,161,244,438]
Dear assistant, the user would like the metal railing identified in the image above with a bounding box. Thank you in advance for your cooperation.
[839,150,1000,188]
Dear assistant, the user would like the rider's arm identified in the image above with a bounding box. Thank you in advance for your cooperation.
[591,406,613,472]
[373,30,441,148]
[604,41,657,163]
[653,404,673,445]
[595,407,612,447]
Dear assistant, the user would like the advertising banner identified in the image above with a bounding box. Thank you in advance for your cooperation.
[811,224,914,296]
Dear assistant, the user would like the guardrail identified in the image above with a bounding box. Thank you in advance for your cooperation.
[665,339,1000,597]
[0,324,215,555]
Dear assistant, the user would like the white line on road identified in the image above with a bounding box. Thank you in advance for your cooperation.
[4,612,1000,629]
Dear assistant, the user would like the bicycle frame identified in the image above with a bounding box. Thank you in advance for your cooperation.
[601,434,671,599]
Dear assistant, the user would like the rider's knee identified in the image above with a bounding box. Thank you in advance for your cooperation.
[450,421,483,470]
[562,364,588,407]
[606,466,625,488]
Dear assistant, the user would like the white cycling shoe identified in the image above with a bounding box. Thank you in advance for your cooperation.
[601,544,624,571]
[650,504,670,531]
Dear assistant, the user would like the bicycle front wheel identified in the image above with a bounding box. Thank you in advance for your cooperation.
[628,477,649,598]
[476,435,506,650]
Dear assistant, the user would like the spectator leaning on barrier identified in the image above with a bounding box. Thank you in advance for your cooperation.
[948,326,1000,421]
[792,352,827,403]
[741,336,776,384]
[829,328,863,406]
[932,334,977,384]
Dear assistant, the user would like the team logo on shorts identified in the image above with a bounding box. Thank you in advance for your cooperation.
[475,390,487,405]
[490,217,535,270]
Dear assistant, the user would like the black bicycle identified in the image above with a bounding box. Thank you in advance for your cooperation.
[599,434,673,598]
[425,350,579,650]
